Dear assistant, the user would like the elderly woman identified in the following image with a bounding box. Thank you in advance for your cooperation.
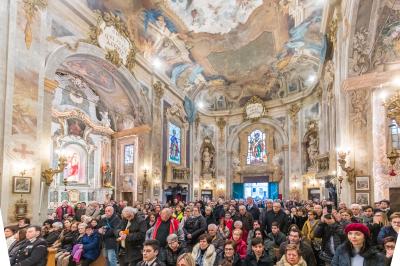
[159,234,186,266]
[276,244,307,266]
[332,223,385,266]
[191,234,216,266]
[45,221,63,246]
[69,225,100,266]
[215,240,241,266]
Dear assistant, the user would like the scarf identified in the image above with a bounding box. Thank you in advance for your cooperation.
[152,217,179,239]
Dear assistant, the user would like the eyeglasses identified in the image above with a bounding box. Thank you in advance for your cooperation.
[168,240,177,245]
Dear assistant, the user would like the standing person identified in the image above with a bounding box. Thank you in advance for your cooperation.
[243,238,273,266]
[377,212,400,244]
[262,202,288,234]
[314,213,346,264]
[118,207,147,266]
[367,211,388,246]
[99,206,121,266]
[147,208,184,249]
[246,197,260,221]
[191,234,216,266]
[184,206,207,251]
[137,240,164,266]
[12,225,48,266]
[301,210,320,245]
[74,202,86,222]
[332,223,385,266]
[237,205,254,240]
[204,207,217,226]
[56,201,75,221]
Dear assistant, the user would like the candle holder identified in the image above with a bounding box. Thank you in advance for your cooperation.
[41,156,68,185]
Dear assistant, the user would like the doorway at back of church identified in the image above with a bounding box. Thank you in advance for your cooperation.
[232,181,279,200]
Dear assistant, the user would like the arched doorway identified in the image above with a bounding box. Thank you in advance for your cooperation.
[226,118,289,199]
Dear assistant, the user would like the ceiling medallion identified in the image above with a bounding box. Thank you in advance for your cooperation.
[243,96,267,122]
[86,11,136,71]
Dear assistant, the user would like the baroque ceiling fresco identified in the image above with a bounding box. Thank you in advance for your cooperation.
[85,0,326,112]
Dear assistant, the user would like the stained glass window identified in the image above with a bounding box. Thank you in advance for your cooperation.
[168,122,181,164]
[247,129,266,164]
[390,120,400,150]
[124,144,134,173]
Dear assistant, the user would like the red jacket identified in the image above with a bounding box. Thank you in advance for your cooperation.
[152,217,180,239]
[56,205,75,220]
[234,239,247,259]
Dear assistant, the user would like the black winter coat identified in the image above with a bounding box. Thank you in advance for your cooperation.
[183,215,207,245]
[13,238,48,266]
[118,215,148,262]
[243,252,274,266]
[247,205,260,221]
[262,210,288,234]
[159,244,186,266]
[314,222,345,261]
[214,253,242,266]
[100,213,121,250]
[331,243,385,266]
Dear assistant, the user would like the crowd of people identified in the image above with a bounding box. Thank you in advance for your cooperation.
[4,197,399,266]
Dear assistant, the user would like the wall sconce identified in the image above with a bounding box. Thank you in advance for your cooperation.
[41,156,68,185]
[337,175,344,200]
[387,150,399,176]
[337,150,355,184]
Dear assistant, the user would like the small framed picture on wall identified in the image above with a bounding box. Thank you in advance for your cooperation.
[355,176,370,191]
[356,192,370,205]
[12,176,31,194]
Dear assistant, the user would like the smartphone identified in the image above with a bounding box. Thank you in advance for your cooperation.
[327,204,333,214]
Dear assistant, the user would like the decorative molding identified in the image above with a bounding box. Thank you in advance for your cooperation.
[44,78,59,93]
[288,103,301,121]
[52,109,114,135]
[112,125,152,139]
[327,17,338,48]
[216,117,226,139]
[342,69,400,91]
[85,11,136,71]
[384,91,400,125]
[350,89,368,127]
[243,96,267,122]
[166,103,187,124]
[152,81,164,102]
[23,0,47,49]
[350,27,370,75]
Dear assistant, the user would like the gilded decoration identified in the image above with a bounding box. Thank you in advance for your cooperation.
[288,103,301,122]
[327,18,338,48]
[152,81,165,102]
[52,109,114,136]
[243,96,267,122]
[384,92,400,125]
[23,0,47,49]
[86,11,136,71]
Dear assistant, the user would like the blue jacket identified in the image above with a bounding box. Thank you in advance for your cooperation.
[377,226,398,244]
[82,232,100,261]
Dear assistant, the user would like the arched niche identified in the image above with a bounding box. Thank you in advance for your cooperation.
[226,118,289,197]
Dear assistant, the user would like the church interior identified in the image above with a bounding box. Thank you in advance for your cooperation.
[0,0,400,227]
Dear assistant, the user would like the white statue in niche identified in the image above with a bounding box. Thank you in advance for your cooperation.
[307,134,319,169]
[202,147,212,173]
[100,111,111,127]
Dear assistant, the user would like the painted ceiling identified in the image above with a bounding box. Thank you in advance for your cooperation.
[82,0,326,112]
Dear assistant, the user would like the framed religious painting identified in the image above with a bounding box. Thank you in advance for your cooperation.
[355,176,369,191]
[355,192,370,205]
[12,176,31,194]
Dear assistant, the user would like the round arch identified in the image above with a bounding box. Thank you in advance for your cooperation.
[44,43,151,123]
[225,117,290,198]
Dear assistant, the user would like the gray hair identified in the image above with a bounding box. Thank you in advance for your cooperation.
[52,222,63,229]
[122,207,138,216]
[208,224,218,230]
[234,220,243,228]
[351,204,361,210]
[167,234,178,243]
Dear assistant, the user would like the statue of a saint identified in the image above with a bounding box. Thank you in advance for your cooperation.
[202,147,212,174]
[307,134,319,168]
[102,162,112,187]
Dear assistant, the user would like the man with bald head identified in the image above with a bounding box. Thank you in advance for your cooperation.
[146,208,184,249]
[99,206,121,266]
[262,201,289,234]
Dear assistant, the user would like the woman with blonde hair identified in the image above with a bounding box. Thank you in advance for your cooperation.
[276,244,307,266]
[177,253,196,266]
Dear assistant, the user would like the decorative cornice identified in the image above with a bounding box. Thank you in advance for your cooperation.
[384,92,400,125]
[112,124,152,139]
[52,109,114,135]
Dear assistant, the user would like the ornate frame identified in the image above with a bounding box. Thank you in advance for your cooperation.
[243,96,267,122]
[12,176,32,194]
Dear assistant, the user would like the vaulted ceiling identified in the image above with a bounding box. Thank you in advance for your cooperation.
[85,0,326,112]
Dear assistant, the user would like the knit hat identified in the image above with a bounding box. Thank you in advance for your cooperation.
[344,223,370,237]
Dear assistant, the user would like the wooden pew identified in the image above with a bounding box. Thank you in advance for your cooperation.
[47,247,57,266]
